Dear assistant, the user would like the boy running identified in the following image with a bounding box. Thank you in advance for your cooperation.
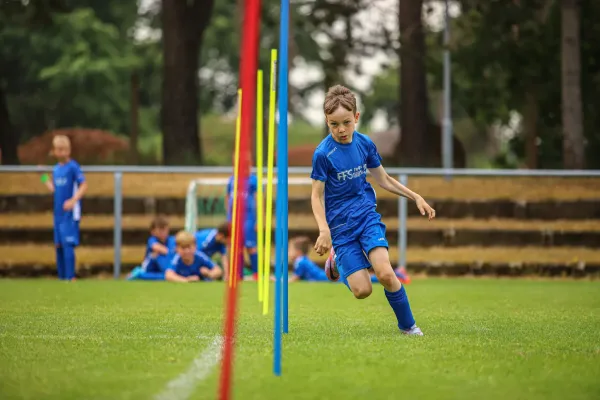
[311,85,435,335]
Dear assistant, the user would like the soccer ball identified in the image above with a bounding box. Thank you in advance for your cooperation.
[325,254,340,281]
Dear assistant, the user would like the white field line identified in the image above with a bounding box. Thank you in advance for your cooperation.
[154,335,224,400]
[0,333,214,341]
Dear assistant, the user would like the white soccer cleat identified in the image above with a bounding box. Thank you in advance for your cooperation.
[401,325,424,336]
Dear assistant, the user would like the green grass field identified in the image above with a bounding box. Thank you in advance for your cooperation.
[1,279,599,400]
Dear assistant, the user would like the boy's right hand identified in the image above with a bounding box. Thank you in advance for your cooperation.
[314,230,332,256]
[187,275,200,282]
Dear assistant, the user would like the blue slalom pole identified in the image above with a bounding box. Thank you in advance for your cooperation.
[273,0,289,377]
[273,186,282,376]
[279,0,290,335]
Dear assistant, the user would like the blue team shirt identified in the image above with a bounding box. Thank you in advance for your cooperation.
[311,132,381,229]
[53,160,85,222]
[145,235,176,259]
[169,251,216,279]
[195,229,226,257]
[294,256,327,281]
[226,174,258,223]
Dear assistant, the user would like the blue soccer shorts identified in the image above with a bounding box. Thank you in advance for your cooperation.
[141,254,173,273]
[53,218,80,247]
[331,211,389,280]
[244,220,257,249]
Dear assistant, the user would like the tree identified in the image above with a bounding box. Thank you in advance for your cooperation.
[0,0,71,165]
[561,0,584,168]
[0,86,19,165]
[448,0,561,168]
[398,0,435,166]
[161,0,215,165]
[0,1,140,164]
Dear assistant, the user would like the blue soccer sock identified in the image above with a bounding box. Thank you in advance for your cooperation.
[55,247,65,280]
[384,285,416,331]
[370,275,379,283]
[62,245,76,280]
[138,272,165,281]
[249,251,258,274]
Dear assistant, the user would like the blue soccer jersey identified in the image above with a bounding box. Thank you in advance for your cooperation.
[310,131,381,230]
[195,229,226,257]
[145,235,176,259]
[141,235,176,273]
[294,256,328,281]
[53,160,85,222]
[169,251,216,279]
[226,174,258,224]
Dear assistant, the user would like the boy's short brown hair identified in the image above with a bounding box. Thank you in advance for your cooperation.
[175,230,196,247]
[150,215,169,230]
[217,222,230,238]
[323,85,357,115]
[291,236,311,255]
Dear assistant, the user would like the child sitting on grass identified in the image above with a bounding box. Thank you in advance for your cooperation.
[165,231,223,283]
[288,236,331,282]
[195,222,230,279]
[127,216,175,281]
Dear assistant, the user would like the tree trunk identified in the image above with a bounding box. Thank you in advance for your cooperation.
[161,0,215,165]
[129,72,139,164]
[397,0,433,166]
[523,89,539,169]
[561,0,585,169]
[0,86,20,165]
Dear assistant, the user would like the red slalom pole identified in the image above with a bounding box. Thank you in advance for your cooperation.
[218,0,261,398]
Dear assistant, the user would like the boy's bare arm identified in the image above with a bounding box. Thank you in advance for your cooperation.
[72,181,88,201]
[311,180,332,255]
[221,254,229,274]
[208,266,223,279]
[310,180,329,233]
[369,166,418,200]
[63,181,88,210]
[369,166,436,219]
[165,269,188,282]
[151,243,169,255]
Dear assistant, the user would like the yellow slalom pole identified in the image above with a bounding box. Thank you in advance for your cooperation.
[263,49,277,315]
[229,89,242,288]
[256,70,264,304]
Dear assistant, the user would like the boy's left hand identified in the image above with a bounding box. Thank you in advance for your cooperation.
[416,197,436,220]
[63,198,76,211]
[199,267,210,277]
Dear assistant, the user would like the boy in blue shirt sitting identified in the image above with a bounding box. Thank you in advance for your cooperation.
[288,237,331,282]
[165,231,223,282]
[195,222,230,276]
[127,216,175,280]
